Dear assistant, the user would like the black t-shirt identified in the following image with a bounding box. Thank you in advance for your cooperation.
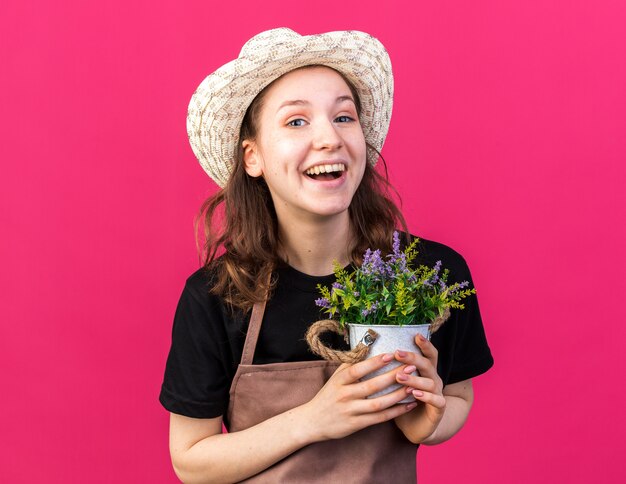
[159,237,494,419]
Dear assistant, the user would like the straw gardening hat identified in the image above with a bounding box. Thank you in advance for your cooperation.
[187,28,394,187]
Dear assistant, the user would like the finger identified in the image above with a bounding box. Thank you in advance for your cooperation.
[350,365,410,398]
[335,363,352,373]
[393,350,429,374]
[413,333,439,362]
[409,389,446,409]
[361,397,420,426]
[337,353,394,384]
[395,371,438,393]
[352,384,412,414]
[395,347,438,379]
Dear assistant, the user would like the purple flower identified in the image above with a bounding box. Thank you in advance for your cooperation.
[386,232,409,275]
[361,303,379,318]
[371,249,384,268]
[386,231,401,265]
[331,282,344,295]
[449,281,469,293]
[431,260,442,284]
[395,254,408,274]
[362,249,387,278]
[392,231,401,257]
[315,297,331,309]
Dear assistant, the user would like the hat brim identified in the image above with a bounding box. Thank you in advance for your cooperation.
[187,29,394,188]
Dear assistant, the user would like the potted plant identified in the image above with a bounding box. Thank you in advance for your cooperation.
[306,232,475,401]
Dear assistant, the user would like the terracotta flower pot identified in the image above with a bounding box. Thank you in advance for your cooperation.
[348,323,431,403]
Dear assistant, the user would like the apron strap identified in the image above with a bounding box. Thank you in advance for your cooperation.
[240,299,268,365]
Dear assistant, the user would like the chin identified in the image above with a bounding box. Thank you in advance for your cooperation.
[309,203,352,218]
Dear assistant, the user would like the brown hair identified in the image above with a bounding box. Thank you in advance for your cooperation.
[195,67,408,311]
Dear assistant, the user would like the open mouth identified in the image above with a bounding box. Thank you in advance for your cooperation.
[305,163,346,181]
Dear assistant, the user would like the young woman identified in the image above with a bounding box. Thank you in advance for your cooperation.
[160,28,493,483]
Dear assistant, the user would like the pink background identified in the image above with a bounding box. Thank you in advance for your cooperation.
[2,0,625,482]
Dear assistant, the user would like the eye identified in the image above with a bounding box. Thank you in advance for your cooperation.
[335,115,354,123]
[287,118,306,127]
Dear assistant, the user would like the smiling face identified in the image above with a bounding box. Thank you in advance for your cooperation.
[241,66,367,228]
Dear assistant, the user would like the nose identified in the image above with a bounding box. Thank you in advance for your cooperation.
[312,118,343,151]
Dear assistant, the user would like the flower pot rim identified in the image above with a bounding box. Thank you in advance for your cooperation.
[347,323,431,328]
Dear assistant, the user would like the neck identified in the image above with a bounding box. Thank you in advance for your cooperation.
[278,212,352,276]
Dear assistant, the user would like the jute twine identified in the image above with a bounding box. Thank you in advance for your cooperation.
[305,307,452,364]
[429,307,451,334]
[305,320,379,363]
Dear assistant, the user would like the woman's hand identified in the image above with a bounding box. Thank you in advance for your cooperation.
[393,334,447,444]
[300,353,420,442]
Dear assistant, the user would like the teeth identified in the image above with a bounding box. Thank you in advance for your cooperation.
[306,163,346,175]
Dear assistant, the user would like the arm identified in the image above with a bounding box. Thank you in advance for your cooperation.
[170,353,418,484]
[392,334,474,445]
[169,409,313,484]
[420,379,473,445]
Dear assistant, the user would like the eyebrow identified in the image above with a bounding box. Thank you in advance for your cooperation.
[277,96,356,111]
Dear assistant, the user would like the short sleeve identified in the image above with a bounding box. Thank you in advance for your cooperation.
[159,276,231,418]
[426,244,494,386]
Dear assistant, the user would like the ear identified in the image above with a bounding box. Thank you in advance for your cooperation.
[242,139,264,178]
